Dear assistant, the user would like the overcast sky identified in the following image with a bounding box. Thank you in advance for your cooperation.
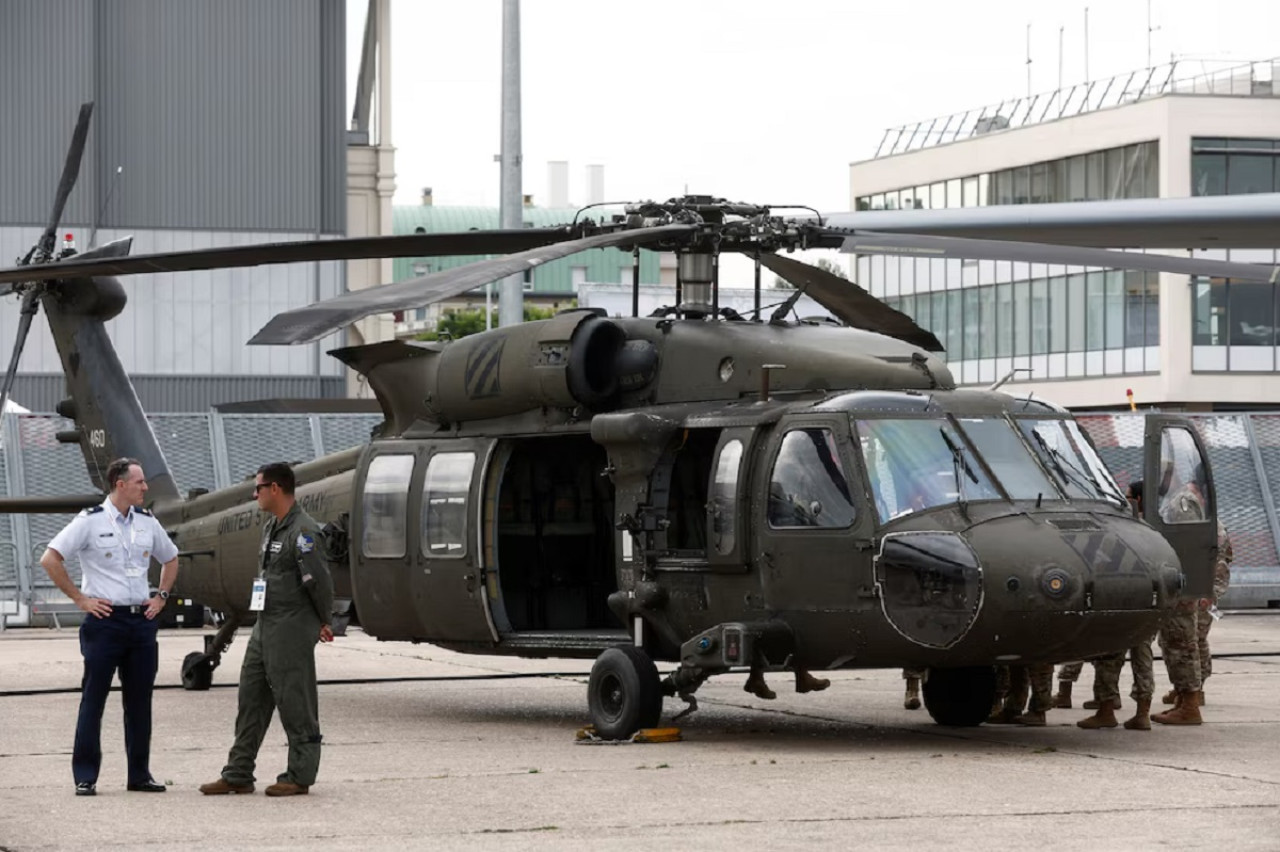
[348,0,1279,215]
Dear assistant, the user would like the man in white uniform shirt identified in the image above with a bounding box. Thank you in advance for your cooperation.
[41,457,179,796]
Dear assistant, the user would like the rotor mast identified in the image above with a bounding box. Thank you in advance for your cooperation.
[497,0,523,328]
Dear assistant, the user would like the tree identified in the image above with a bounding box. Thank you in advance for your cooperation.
[415,302,571,341]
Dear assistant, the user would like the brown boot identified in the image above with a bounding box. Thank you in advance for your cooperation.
[1077,699,1119,729]
[264,782,309,797]
[1153,691,1203,725]
[1013,710,1046,726]
[1083,696,1121,710]
[198,778,254,795]
[1195,690,1205,707]
[744,668,776,700]
[1123,698,1152,730]
[1053,681,1073,709]
[904,677,921,710]
[1161,689,1176,705]
[795,668,830,694]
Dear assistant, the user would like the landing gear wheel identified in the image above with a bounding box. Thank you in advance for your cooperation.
[922,666,996,726]
[181,651,215,691]
[588,645,663,740]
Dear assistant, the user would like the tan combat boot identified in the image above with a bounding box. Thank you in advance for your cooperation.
[1077,699,1119,729]
[1152,691,1203,725]
[1053,681,1073,709]
[1123,697,1152,730]
[1195,689,1205,706]
[1161,689,1176,705]
[1013,709,1046,726]
[903,677,921,710]
[744,667,777,700]
[1082,695,1121,710]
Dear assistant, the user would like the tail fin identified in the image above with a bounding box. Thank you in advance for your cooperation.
[41,237,180,504]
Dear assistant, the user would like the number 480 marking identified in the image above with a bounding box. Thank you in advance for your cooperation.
[88,429,106,448]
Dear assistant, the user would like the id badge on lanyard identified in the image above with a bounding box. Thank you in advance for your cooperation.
[114,517,144,578]
[249,577,267,611]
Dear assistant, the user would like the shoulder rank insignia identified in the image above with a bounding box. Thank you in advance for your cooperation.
[84,505,104,515]
[136,507,154,516]
[297,532,316,554]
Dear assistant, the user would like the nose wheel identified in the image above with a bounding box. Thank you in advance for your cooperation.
[922,666,996,726]
[587,646,664,740]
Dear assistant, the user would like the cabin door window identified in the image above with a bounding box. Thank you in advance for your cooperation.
[421,452,476,558]
[361,454,415,558]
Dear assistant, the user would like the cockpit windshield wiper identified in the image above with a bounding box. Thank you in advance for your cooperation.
[1032,429,1120,506]
[939,427,976,520]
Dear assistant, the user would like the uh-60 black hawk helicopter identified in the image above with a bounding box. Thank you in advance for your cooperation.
[2,103,1268,737]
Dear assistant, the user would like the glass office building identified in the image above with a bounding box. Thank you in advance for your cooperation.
[849,59,1280,408]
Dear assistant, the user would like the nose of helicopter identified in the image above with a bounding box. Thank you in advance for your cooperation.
[876,511,1180,662]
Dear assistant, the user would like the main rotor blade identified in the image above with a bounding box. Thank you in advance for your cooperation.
[0,229,575,287]
[250,224,697,345]
[820,193,1280,249]
[756,253,944,352]
[842,232,1280,283]
[0,291,41,414]
[33,102,95,263]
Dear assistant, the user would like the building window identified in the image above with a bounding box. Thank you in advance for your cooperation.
[1192,138,1280,196]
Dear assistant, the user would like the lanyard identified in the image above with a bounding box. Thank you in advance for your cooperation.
[111,510,141,573]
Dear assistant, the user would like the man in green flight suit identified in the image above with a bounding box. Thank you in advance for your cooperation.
[200,462,334,797]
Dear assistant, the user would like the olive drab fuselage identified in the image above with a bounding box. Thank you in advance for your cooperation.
[148,313,1218,675]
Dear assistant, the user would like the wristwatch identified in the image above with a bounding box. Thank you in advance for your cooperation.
[152,589,170,601]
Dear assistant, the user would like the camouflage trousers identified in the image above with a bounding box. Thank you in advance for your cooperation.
[1198,607,1216,683]
[903,667,925,680]
[1158,602,1203,692]
[1056,661,1085,682]
[1092,630,1156,704]
[994,663,1055,713]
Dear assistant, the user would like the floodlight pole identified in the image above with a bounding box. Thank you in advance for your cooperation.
[498,0,523,328]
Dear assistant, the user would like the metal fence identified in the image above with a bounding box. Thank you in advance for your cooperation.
[3,410,1277,623]
[1077,413,1279,608]
[0,411,382,626]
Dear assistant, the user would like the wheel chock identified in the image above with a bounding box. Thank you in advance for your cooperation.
[574,725,683,744]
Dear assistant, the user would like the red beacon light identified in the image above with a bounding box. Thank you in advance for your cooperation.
[63,232,76,250]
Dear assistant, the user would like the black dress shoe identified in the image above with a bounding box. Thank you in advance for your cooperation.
[75,782,96,796]
[126,779,167,793]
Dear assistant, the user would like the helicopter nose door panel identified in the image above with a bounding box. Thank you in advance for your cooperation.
[874,532,983,649]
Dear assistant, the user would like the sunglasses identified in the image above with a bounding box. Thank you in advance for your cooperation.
[252,482,278,494]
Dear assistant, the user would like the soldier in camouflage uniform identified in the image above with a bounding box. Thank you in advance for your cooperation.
[200,462,335,796]
[1155,521,1231,724]
[1143,471,1208,726]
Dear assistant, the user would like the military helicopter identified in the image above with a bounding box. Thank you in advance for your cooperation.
[1,104,1259,737]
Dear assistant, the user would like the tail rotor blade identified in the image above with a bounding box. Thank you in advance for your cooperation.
[32,102,95,263]
[0,291,41,414]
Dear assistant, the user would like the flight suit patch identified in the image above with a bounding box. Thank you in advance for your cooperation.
[270,541,283,554]
[297,533,315,554]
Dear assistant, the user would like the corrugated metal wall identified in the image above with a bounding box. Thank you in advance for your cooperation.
[0,0,349,413]
[0,0,345,233]
[0,226,345,381]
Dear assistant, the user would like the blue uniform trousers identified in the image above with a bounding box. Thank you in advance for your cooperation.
[74,612,159,785]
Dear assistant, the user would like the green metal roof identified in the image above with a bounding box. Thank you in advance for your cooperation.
[391,205,662,293]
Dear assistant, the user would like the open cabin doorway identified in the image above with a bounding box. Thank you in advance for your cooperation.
[487,435,618,633]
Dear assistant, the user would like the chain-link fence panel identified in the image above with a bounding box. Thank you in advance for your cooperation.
[1190,415,1279,571]
[17,415,97,591]
[318,414,382,456]
[220,415,318,485]
[1076,414,1144,491]
[149,414,217,497]
[0,434,16,599]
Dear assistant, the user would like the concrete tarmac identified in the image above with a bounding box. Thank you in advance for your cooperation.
[2,614,1279,851]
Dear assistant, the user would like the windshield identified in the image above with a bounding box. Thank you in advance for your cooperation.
[1017,418,1126,506]
[856,418,1000,520]
[953,417,1057,500]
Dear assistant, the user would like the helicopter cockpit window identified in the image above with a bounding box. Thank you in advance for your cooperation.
[856,419,1000,521]
[1017,418,1126,506]
[362,454,415,559]
[767,429,855,529]
[711,439,743,553]
[1158,428,1209,524]
[422,451,476,558]
[953,417,1057,499]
